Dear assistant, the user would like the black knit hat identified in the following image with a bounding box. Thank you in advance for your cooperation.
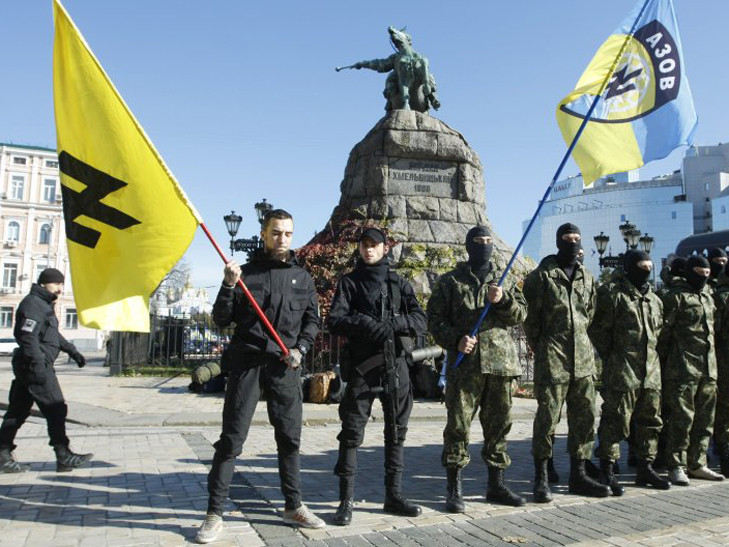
[38,268,64,285]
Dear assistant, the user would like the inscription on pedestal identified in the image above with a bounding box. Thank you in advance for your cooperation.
[388,158,457,198]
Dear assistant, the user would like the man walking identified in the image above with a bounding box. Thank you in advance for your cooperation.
[523,223,609,502]
[196,209,324,544]
[0,268,91,474]
[428,226,527,512]
[590,250,670,494]
[327,227,426,526]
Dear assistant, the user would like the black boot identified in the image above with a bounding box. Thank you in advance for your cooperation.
[600,459,625,496]
[54,445,93,472]
[635,460,671,490]
[0,448,30,473]
[384,488,422,517]
[584,458,601,480]
[487,467,526,507]
[533,458,553,503]
[569,458,609,497]
[445,467,465,513]
[720,444,729,479]
[333,498,353,526]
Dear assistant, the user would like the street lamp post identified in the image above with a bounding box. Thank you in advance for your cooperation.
[223,199,273,260]
[594,220,655,271]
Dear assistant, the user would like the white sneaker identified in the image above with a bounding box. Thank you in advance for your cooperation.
[688,466,725,481]
[668,467,690,486]
[195,513,223,544]
[282,504,326,529]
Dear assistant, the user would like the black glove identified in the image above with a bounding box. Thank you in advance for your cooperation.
[71,351,86,368]
[30,366,47,386]
[358,315,379,338]
[370,321,394,345]
[388,316,408,335]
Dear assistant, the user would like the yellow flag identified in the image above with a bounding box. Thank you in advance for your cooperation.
[53,0,201,332]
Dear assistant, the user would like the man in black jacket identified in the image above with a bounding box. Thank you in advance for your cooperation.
[197,209,324,544]
[327,227,427,526]
[0,268,91,474]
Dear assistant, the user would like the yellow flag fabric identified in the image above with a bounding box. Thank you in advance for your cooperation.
[53,0,201,332]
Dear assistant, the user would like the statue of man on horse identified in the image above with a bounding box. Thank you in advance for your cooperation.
[337,26,441,113]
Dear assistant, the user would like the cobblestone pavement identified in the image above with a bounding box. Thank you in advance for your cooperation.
[3,415,729,546]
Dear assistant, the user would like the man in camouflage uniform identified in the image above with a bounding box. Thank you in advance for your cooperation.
[657,256,687,299]
[708,248,728,292]
[590,250,671,494]
[713,263,729,477]
[523,223,609,502]
[659,255,724,485]
[428,226,527,511]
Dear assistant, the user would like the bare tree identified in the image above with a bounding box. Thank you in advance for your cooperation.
[150,257,191,312]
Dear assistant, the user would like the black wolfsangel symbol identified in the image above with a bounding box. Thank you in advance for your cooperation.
[605,64,644,101]
[59,151,141,249]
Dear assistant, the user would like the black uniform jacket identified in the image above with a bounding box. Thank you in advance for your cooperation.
[13,284,77,384]
[213,249,320,361]
[327,262,427,364]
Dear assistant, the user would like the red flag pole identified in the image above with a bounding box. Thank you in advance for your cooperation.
[199,222,289,357]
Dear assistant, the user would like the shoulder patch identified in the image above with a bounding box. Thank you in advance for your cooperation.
[21,318,38,333]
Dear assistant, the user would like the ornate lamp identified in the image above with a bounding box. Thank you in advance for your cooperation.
[254,199,273,225]
[626,227,642,250]
[223,211,242,238]
[639,233,655,254]
[594,232,609,256]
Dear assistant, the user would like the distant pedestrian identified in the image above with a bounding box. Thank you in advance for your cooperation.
[0,268,92,474]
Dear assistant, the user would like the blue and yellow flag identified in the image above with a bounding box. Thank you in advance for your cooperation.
[556,0,697,186]
[53,0,201,332]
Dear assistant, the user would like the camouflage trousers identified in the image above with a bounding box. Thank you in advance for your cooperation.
[664,377,717,469]
[442,369,515,470]
[714,363,729,447]
[532,376,596,460]
[596,388,662,463]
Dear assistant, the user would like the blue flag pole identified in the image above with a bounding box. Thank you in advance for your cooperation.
[452,0,653,368]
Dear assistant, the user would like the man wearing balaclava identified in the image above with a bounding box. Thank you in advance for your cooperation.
[523,223,609,502]
[590,250,671,495]
[658,255,724,485]
[0,268,91,475]
[713,260,729,478]
[328,227,427,525]
[656,255,687,300]
[707,248,728,291]
[428,226,528,511]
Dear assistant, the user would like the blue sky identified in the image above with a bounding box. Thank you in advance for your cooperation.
[2,0,728,292]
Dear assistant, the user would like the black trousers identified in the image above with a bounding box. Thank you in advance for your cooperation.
[207,356,302,516]
[0,372,69,450]
[334,359,413,496]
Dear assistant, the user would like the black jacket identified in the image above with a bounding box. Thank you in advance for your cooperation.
[13,284,79,384]
[327,260,427,363]
[213,249,320,360]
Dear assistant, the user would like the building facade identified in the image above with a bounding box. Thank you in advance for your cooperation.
[0,143,103,350]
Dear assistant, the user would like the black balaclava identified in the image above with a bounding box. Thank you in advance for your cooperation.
[669,257,688,278]
[466,225,493,281]
[555,223,581,279]
[708,247,728,279]
[685,255,710,291]
[624,250,652,293]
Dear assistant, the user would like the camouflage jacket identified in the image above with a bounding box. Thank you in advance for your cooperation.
[427,261,527,376]
[589,273,663,391]
[523,255,597,384]
[655,267,682,300]
[658,279,717,381]
[713,273,729,371]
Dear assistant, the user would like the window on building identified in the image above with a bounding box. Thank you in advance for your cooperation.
[722,206,727,214]
[705,182,710,191]
[39,224,51,244]
[45,160,59,169]
[671,211,677,220]
[43,179,57,202]
[12,157,26,165]
[34,263,47,283]
[0,306,12,327]
[6,221,20,242]
[65,308,78,329]
[10,175,24,200]
[620,214,626,222]
[2,264,18,288]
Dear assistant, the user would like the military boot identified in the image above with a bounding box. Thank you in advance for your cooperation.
[0,448,30,473]
[568,458,609,497]
[487,467,526,507]
[384,488,422,517]
[54,445,93,472]
[445,467,465,513]
[600,459,625,496]
[533,458,553,503]
[333,478,354,525]
[584,458,601,480]
[635,460,671,490]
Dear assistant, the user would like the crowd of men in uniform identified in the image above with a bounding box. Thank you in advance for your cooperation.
[1,207,726,545]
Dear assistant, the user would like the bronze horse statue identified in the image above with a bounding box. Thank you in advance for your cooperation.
[337,27,441,113]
